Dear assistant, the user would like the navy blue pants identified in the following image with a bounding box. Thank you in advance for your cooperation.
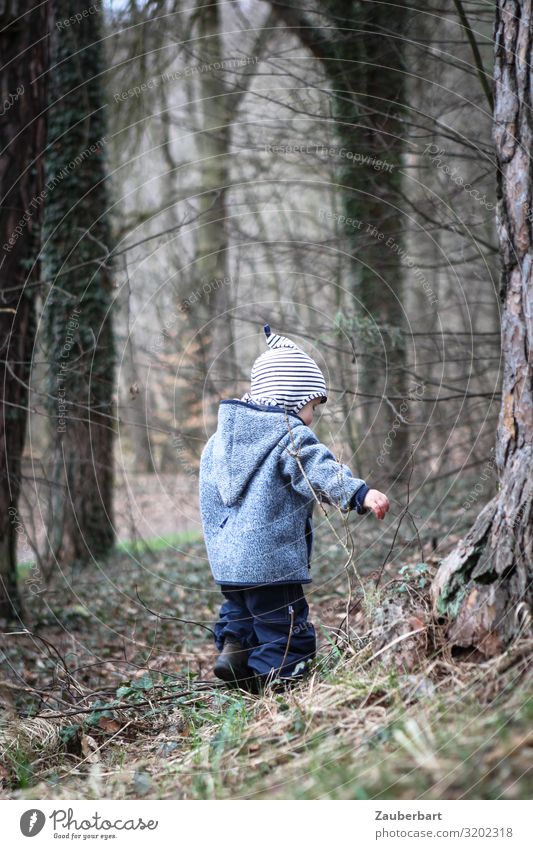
[214,583,316,678]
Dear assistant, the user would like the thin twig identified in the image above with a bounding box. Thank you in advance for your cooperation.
[452,0,494,111]
[278,604,295,677]
[282,408,366,599]
[134,586,216,637]
[4,629,83,698]
[362,626,428,667]
[374,443,418,589]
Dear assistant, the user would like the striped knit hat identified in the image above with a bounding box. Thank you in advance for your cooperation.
[242,324,328,414]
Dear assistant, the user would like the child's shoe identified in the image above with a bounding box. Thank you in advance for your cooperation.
[213,639,251,684]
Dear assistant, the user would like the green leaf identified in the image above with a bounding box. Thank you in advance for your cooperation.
[59,723,80,743]
[130,674,154,691]
[116,685,135,699]
[68,604,91,618]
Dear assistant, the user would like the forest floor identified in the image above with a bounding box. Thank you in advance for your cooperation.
[1,530,532,800]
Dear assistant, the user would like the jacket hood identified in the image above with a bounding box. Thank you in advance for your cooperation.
[210,399,303,507]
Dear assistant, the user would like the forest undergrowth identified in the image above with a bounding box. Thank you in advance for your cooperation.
[1,532,531,800]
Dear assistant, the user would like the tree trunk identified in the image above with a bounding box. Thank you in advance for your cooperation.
[177,0,237,456]
[431,0,533,656]
[120,268,155,475]
[194,0,235,369]
[0,0,49,619]
[265,0,411,479]
[331,0,410,481]
[42,0,115,565]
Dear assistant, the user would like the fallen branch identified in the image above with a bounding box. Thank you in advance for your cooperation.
[19,682,224,720]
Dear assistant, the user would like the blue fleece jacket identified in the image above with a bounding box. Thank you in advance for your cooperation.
[199,399,369,585]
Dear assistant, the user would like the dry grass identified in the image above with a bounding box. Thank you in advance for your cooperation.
[1,536,532,800]
[2,637,531,800]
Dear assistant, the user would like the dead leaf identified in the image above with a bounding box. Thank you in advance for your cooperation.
[80,733,100,763]
[98,716,122,733]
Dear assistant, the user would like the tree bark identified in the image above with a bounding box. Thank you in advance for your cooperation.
[42,0,116,565]
[431,0,533,656]
[265,0,411,480]
[177,3,275,456]
[0,0,49,619]
[177,0,235,456]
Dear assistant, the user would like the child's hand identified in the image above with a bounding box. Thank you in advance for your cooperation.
[363,489,390,520]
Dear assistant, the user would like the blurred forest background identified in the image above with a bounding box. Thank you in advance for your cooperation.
[0,0,531,800]
[6,0,502,582]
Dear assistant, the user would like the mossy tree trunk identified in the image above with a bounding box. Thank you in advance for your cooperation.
[331,0,410,481]
[0,0,49,619]
[265,0,411,480]
[43,0,115,566]
[431,1,533,655]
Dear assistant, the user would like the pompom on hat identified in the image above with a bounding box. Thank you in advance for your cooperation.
[241,324,328,414]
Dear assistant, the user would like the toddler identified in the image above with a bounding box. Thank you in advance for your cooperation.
[199,324,389,690]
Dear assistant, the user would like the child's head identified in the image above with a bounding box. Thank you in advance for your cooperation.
[247,324,327,422]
